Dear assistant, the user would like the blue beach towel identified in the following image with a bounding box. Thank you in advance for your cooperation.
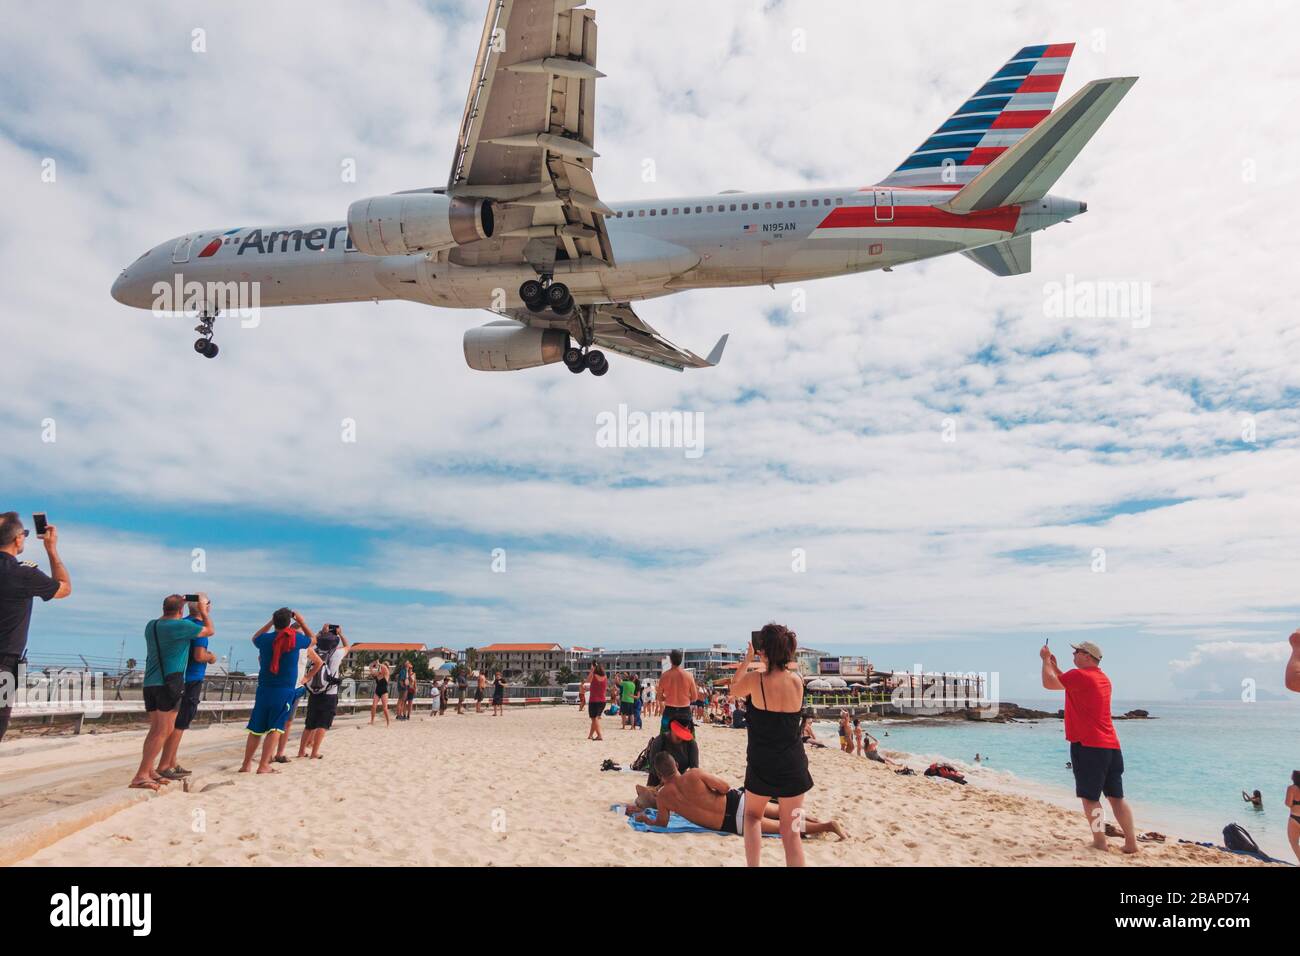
[612,804,778,837]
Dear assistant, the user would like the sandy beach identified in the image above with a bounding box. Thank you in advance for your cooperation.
[8,705,1271,867]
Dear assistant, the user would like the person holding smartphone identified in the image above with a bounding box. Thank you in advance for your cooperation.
[240,608,319,774]
[728,623,814,867]
[131,594,213,789]
[0,512,71,743]
[1286,629,1300,694]
[155,594,218,780]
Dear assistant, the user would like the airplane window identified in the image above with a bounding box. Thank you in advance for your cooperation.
[639,210,645,217]
[741,203,748,211]
[812,199,819,206]
[684,207,691,214]
[661,208,668,215]
[765,202,772,209]
[695,206,702,213]
[707,205,714,213]
[825,198,832,205]
[776,201,784,209]
[800,200,808,207]
[835,198,843,205]
[650,209,657,216]
[730,204,737,211]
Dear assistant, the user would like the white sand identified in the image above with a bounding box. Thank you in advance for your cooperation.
[15,705,1270,866]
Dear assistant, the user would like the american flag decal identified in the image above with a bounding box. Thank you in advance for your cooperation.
[742,224,758,233]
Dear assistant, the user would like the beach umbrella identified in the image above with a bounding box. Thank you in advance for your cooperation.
[807,678,832,690]
[826,677,848,689]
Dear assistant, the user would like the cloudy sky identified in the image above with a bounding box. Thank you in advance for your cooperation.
[2,0,1299,699]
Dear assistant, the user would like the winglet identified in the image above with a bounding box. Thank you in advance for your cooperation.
[705,334,729,367]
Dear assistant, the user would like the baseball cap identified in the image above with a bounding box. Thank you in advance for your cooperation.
[1070,641,1103,661]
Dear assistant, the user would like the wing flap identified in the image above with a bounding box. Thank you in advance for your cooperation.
[448,0,613,269]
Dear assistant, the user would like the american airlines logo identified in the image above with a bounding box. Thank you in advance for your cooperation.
[231,226,355,256]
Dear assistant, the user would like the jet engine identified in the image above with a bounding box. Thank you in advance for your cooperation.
[346,193,494,256]
[463,321,568,372]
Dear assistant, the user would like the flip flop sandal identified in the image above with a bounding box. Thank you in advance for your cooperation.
[273,756,290,764]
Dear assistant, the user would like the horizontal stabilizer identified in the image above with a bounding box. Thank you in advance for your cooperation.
[946,76,1137,213]
[962,235,1031,276]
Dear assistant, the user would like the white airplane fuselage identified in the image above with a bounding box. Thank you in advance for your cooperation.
[111,186,1084,313]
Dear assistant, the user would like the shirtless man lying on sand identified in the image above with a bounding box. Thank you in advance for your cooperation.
[628,753,846,841]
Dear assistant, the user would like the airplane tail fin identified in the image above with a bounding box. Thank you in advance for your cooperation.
[880,44,1075,189]
[944,76,1138,213]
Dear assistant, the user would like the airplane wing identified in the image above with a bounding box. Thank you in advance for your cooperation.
[447,0,615,272]
[495,304,729,372]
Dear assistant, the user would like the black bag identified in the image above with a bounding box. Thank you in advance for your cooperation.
[149,620,185,700]
[1222,823,1260,855]
[631,738,655,773]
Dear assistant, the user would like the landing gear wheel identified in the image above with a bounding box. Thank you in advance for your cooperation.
[519,279,545,308]
[567,358,586,374]
[550,294,574,316]
[193,309,219,359]
[546,283,571,309]
[564,346,584,367]
[586,349,608,376]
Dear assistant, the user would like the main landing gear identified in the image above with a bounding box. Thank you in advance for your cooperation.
[519,276,573,316]
[563,345,608,376]
[520,280,608,376]
[192,310,219,359]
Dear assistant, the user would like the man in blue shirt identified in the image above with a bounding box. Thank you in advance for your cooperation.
[240,607,319,774]
[156,595,218,780]
[131,594,213,790]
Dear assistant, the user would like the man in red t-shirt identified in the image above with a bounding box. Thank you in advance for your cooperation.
[1285,630,1300,694]
[1040,640,1137,854]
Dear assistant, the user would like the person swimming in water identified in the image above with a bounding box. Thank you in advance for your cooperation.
[1242,789,1264,808]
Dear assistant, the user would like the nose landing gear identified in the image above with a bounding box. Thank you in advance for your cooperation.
[193,310,219,359]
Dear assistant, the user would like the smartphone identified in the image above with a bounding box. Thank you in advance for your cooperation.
[184,594,201,602]
[328,624,339,635]
[33,513,48,536]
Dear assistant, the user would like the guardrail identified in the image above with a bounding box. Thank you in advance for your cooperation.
[8,684,571,734]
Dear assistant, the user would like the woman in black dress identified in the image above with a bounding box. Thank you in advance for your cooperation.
[729,622,813,866]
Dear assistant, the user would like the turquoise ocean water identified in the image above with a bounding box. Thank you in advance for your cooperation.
[817,699,1300,861]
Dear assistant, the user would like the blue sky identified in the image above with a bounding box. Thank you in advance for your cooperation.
[3,1,1300,699]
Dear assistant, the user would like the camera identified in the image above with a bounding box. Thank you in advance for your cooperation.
[33,513,48,536]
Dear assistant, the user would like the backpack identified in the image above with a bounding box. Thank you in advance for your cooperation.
[307,648,343,695]
[1222,823,1261,855]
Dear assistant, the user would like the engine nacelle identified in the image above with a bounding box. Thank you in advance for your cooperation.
[346,192,494,256]
[464,321,568,372]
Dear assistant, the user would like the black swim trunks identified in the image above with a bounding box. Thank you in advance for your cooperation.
[143,683,181,713]
[588,700,604,719]
[174,679,205,730]
[1070,741,1124,801]
[719,787,746,835]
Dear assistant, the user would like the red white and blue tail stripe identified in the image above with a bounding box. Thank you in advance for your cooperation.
[880,43,1075,189]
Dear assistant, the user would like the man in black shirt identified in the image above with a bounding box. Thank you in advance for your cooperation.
[0,512,72,742]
